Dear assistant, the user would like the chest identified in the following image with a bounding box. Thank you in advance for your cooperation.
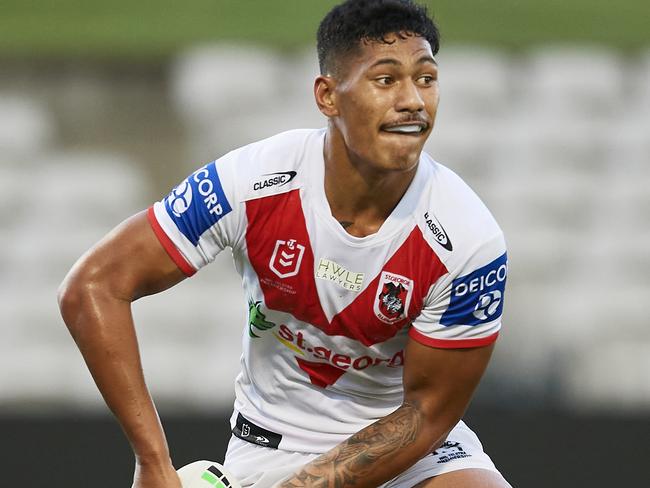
[243,190,447,346]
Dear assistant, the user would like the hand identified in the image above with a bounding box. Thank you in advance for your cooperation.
[132,459,182,488]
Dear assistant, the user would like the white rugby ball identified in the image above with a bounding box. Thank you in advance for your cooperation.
[177,460,242,488]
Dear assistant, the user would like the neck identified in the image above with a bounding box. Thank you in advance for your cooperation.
[323,128,418,237]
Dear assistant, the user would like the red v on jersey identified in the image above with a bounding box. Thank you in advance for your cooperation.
[294,357,348,388]
[245,190,449,347]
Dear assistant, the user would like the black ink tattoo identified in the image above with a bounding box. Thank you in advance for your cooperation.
[277,402,422,488]
[339,221,354,229]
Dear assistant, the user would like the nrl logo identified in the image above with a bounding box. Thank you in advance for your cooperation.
[374,271,414,325]
[269,239,305,279]
[247,299,276,338]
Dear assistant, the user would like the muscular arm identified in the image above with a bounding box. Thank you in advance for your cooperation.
[277,339,495,488]
[58,210,187,486]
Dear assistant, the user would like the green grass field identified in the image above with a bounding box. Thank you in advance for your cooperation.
[2,0,649,59]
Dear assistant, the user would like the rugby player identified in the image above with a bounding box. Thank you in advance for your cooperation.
[58,1,511,487]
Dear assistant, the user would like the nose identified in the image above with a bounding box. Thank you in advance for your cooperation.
[395,79,425,113]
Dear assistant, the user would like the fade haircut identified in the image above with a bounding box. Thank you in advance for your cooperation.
[317,0,440,76]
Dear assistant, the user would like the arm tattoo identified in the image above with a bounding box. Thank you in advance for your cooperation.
[277,402,422,488]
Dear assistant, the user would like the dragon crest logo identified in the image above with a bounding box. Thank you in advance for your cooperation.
[374,271,413,325]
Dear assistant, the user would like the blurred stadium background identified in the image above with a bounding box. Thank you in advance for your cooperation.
[1,1,649,486]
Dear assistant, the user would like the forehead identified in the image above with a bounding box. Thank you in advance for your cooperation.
[354,33,435,68]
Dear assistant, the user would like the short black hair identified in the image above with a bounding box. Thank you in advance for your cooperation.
[317,0,440,76]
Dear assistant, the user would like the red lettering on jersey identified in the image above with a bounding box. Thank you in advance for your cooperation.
[245,190,448,347]
[295,357,347,388]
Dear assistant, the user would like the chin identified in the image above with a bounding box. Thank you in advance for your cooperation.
[386,138,425,163]
[384,148,422,171]
[376,155,420,173]
[350,141,422,173]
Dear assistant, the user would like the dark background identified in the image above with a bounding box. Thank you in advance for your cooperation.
[4,408,649,487]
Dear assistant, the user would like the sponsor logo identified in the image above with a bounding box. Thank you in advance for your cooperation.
[239,428,269,444]
[374,271,414,325]
[315,258,365,292]
[274,323,404,382]
[432,441,471,464]
[167,180,192,217]
[252,171,297,191]
[233,413,282,449]
[163,163,232,246]
[247,299,276,338]
[441,253,507,326]
[473,290,502,321]
[424,211,453,251]
[269,239,305,278]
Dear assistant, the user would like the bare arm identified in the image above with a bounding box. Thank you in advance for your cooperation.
[58,210,187,487]
[277,339,495,488]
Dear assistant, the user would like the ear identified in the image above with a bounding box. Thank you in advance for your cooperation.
[314,75,339,118]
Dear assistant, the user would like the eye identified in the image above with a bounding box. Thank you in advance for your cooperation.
[417,74,437,85]
[376,76,394,86]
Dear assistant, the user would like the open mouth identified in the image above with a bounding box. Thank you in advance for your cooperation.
[381,123,428,135]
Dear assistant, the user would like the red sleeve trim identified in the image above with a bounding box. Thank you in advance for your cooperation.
[408,328,499,349]
[146,206,196,277]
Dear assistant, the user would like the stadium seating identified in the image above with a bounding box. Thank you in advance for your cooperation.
[1,46,648,413]
[0,95,55,159]
[519,47,625,118]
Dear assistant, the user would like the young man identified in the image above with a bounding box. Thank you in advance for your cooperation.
[58,1,511,487]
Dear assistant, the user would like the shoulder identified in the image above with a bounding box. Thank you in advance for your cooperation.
[216,128,325,202]
[415,154,505,271]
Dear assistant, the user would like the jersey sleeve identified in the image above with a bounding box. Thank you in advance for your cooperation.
[410,232,507,348]
[147,153,241,276]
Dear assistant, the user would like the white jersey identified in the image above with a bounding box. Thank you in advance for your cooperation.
[149,128,507,453]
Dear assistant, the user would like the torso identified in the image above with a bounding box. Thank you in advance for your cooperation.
[150,128,506,453]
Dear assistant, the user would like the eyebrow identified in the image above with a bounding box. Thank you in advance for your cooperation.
[369,55,438,69]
